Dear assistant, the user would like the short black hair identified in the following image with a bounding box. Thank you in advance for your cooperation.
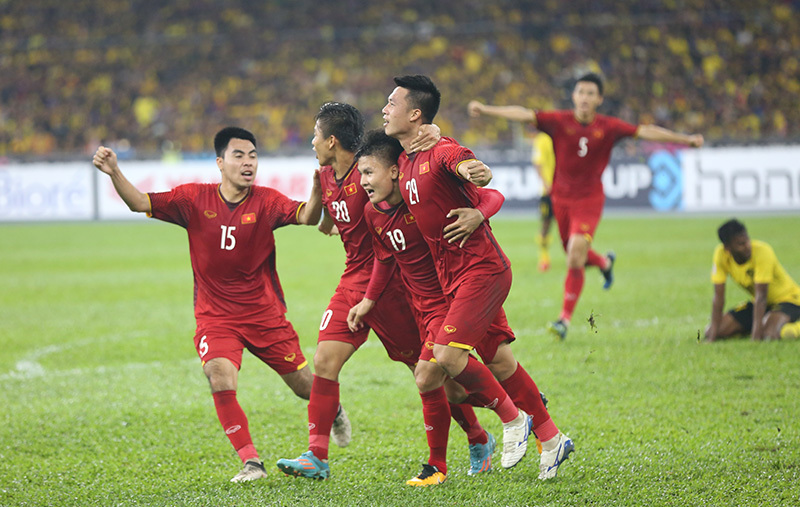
[718,219,747,245]
[214,127,257,157]
[576,72,604,96]
[393,75,441,123]
[315,102,365,152]
[356,128,404,167]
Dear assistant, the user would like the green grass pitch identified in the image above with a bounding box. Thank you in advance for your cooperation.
[1,214,799,506]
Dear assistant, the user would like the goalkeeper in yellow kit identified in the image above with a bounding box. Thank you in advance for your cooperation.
[532,132,555,272]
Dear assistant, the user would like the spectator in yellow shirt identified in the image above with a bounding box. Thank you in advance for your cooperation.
[705,219,800,341]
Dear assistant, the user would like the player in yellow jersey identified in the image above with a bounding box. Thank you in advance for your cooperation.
[705,219,800,341]
[532,132,555,272]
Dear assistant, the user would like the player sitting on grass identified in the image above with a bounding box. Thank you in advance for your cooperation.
[705,219,800,342]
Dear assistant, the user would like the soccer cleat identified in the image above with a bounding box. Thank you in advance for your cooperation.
[468,432,496,476]
[534,392,549,454]
[602,251,616,290]
[538,258,551,272]
[276,451,330,480]
[331,404,351,447]
[230,459,267,483]
[547,319,568,340]
[501,410,532,469]
[780,321,800,340]
[406,463,446,486]
[539,433,575,480]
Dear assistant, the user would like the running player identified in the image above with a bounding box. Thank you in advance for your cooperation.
[705,219,800,341]
[276,102,485,481]
[384,75,574,480]
[91,127,349,483]
[532,131,555,272]
[469,73,704,340]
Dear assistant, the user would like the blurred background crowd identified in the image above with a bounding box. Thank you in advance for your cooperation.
[2,0,798,160]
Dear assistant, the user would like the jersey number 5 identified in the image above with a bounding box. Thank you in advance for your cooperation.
[220,225,236,250]
[578,136,589,157]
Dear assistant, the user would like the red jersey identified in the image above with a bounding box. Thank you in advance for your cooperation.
[364,200,441,300]
[148,183,303,322]
[397,137,510,294]
[535,111,638,199]
[319,162,374,291]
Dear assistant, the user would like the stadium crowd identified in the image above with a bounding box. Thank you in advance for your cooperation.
[1,0,798,159]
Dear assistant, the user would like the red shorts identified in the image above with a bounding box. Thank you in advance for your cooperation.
[435,269,512,351]
[413,293,516,363]
[194,315,306,375]
[318,278,421,367]
[551,194,605,249]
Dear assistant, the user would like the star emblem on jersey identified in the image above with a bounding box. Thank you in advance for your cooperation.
[403,213,416,224]
[284,353,296,362]
[241,213,256,224]
[345,183,358,196]
[444,325,457,334]
[419,162,430,174]
[204,210,217,219]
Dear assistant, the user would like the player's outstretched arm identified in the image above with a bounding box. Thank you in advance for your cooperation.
[298,169,323,225]
[705,283,726,341]
[636,125,704,147]
[468,100,537,126]
[92,146,150,213]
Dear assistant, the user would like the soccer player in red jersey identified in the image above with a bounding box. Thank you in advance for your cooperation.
[349,129,511,485]
[276,102,448,481]
[91,127,345,483]
[383,75,574,480]
[469,73,704,340]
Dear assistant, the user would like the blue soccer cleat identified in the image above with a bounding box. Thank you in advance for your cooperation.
[276,450,330,480]
[468,432,496,475]
[602,251,616,290]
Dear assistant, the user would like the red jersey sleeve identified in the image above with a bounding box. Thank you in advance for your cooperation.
[148,184,197,228]
[265,187,303,228]
[533,111,561,138]
[474,188,505,219]
[607,117,639,142]
[435,137,478,177]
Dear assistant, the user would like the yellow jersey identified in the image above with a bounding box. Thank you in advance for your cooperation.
[532,132,555,196]
[711,239,800,305]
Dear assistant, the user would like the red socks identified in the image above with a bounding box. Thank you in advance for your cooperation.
[419,387,450,474]
[560,267,585,322]
[450,403,487,445]
[308,375,339,460]
[453,355,518,423]
[500,364,559,441]
[586,249,608,270]
[212,390,258,463]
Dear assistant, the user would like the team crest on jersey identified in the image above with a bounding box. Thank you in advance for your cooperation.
[375,226,383,235]
[326,189,333,197]
[345,183,358,196]
[284,353,296,362]
[593,129,604,139]
[204,210,217,219]
[241,213,256,224]
[566,127,576,135]
[419,161,430,174]
[444,325,457,334]
[399,171,405,180]
[403,213,416,224]
[580,223,590,232]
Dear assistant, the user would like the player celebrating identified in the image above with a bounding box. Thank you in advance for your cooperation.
[532,131,555,272]
[384,75,574,480]
[276,102,459,481]
[469,73,704,340]
[705,219,800,341]
[91,127,350,483]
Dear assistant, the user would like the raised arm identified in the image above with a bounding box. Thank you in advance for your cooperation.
[92,146,150,213]
[468,100,537,127]
[636,125,704,147]
[705,283,726,342]
[297,169,323,225]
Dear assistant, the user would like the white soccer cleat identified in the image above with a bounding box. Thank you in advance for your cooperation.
[539,433,575,480]
[230,459,268,483]
[501,410,532,468]
[331,404,351,447]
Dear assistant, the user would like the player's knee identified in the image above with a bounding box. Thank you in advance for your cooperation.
[414,368,445,392]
